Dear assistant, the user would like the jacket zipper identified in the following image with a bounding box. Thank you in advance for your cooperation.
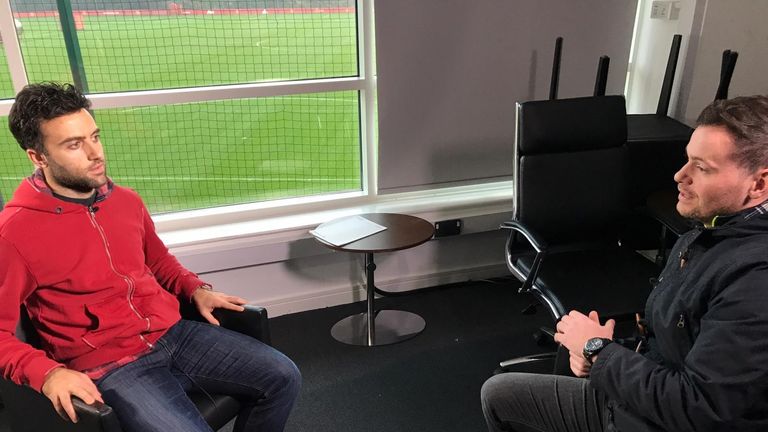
[645,229,702,323]
[87,206,153,349]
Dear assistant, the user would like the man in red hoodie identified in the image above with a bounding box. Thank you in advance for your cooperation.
[0,82,300,432]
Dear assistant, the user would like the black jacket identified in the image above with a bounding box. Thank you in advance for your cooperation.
[590,204,768,431]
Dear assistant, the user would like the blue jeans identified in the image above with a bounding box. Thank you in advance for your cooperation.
[95,319,301,432]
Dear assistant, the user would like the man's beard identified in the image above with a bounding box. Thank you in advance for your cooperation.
[47,158,107,193]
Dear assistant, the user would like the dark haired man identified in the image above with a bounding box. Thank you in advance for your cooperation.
[481,95,768,431]
[0,82,300,432]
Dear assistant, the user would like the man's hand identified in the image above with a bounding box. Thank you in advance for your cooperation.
[554,310,615,373]
[41,367,103,423]
[191,287,247,326]
[569,350,592,377]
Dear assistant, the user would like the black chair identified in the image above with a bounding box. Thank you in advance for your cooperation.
[498,95,660,372]
[0,303,270,432]
[625,34,694,264]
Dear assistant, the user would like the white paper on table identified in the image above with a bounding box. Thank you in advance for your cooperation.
[309,215,387,246]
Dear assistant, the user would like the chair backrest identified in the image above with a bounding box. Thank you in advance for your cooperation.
[514,95,630,244]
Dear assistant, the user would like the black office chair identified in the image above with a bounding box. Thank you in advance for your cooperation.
[624,34,694,264]
[0,303,271,432]
[498,95,660,372]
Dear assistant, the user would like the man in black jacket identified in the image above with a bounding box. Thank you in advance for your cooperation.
[481,95,768,432]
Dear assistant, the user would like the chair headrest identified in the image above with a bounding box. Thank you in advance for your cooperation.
[518,95,627,155]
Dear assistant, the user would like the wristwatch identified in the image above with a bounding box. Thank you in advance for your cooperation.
[583,337,613,364]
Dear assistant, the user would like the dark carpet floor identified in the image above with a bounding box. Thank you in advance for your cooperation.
[270,278,552,432]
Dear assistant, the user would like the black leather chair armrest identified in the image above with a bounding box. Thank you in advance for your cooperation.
[71,398,124,432]
[180,302,271,346]
[500,220,548,252]
[213,305,271,346]
[0,378,122,432]
[501,220,548,295]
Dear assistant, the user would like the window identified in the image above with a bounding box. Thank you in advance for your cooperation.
[0,0,371,215]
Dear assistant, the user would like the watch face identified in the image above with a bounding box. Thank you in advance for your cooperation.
[586,338,604,352]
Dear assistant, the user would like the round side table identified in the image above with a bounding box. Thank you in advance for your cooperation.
[313,213,434,346]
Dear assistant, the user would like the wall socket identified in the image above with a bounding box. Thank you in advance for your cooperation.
[434,219,462,237]
[651,1,680,20]
[650,1,671,19]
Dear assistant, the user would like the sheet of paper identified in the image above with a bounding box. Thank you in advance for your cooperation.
[310,215,387,246]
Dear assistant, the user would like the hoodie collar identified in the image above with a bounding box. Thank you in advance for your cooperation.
[26,168,113,204]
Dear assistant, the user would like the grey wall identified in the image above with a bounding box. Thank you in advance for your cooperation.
[375,0,638,192]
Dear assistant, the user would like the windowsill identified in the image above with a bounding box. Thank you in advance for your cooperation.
[158,181,514,249]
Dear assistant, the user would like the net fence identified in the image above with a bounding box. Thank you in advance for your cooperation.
[1,0,361,213]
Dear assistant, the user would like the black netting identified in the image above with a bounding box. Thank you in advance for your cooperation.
[11,0,357,92]
[1,0,362,213]
[98,93,361,213]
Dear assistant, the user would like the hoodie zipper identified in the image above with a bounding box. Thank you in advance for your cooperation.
[87,206,153,349]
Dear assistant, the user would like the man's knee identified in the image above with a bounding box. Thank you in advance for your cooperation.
[282,358,302,397]
[481,373,518,408]
[268,353,302,401]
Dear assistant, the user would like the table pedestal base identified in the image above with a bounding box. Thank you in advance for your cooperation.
[331,310,425,346]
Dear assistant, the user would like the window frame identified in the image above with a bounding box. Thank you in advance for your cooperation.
[0,0,376,233]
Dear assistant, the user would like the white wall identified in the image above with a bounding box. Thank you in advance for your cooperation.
[629,0,768,122]
[676,0,768,123]
[625,0,698,115]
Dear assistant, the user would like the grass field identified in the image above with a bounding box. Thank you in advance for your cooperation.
[0,11,361,213]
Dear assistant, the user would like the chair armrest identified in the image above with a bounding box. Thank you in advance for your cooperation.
[501,220,548,295]
[0,378,122,432]
[500,220,548,252]
[72,398,124,432]
[180,302,271,346]
[213,305,271,346]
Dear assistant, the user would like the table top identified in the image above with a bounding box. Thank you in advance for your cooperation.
[314,213,434,253]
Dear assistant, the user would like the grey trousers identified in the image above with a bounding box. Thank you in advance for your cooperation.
[481,373,607,432]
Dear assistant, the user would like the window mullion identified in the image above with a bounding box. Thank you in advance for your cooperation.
[359,0,377,199]
[0,0,28,95]
[87,77,365,110]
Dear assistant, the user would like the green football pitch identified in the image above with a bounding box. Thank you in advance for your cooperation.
[0,12,361,213]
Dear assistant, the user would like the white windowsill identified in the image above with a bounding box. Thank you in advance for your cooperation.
[158,181,514,250]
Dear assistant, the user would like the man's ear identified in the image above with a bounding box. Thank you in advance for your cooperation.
[749,168,768,200]
[26,149,48,169]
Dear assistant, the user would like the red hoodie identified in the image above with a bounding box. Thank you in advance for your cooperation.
[0,175,206,392]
